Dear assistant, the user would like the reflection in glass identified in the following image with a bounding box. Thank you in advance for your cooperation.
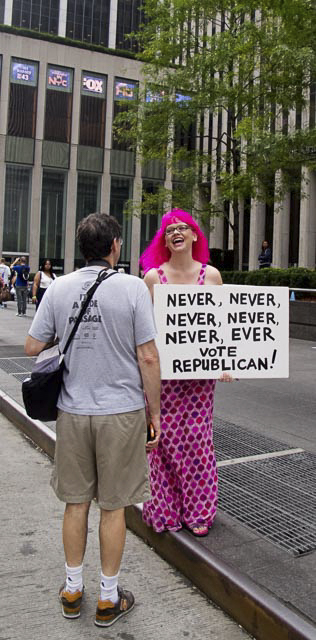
[110,177,132,261]
[12,0,59,33]
[75,173,101,262]
[40,171,66,260]
[3,165,31,253]
[140,180,162,255]
[66,0,110,45]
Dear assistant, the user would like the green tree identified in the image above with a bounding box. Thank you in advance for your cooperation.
[113,0,316,268]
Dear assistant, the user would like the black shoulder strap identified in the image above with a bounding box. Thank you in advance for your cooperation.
[62,268,117,356]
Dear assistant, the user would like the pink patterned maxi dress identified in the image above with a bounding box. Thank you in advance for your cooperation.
[142,264,218,532]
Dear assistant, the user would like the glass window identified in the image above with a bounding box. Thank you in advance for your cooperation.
[3,165,31,253]
[8,59,38,138]
[12,0,59,34]
[66,0,110,46]
[112,79,138,151]
[174,93,196,154]
[75,173,101,264]
[40,171,67,261]
[0,0,4,23]
[110,177,132,262]
[140,180,162,255]
[44,67,73,143]
[116,0,144,52]
[79,73,106,147]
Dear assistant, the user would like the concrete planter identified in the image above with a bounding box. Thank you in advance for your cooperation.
[290,301,316,340]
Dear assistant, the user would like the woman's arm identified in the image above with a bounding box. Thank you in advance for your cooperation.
[204,265,223,286]
[143,269,160,301]
[32,271,41,302]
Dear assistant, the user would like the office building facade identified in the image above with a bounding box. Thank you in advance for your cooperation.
[0,2,315,273]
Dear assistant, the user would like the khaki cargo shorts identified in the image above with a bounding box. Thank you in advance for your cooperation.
[51,408,151,510]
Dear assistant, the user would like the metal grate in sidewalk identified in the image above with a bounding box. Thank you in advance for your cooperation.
[12,372,32,382]
[213,417,297,461]
[218,452,316,556]
[0,356,35,376]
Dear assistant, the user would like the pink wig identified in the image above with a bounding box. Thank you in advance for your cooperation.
[140,209,210,272]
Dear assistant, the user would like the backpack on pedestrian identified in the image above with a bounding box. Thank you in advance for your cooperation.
[21,266,30,281]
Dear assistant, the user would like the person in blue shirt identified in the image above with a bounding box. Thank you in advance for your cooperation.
[11,256,30,316]
[258,240,272,269]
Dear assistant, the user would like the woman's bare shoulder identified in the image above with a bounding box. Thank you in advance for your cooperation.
[204,265,223,285]
[144,268,160,286]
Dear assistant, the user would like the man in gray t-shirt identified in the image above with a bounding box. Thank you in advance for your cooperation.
[25,214,161,628]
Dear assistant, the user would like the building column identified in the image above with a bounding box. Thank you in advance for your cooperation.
[209,108,224,250]
[209,210,224,249]
[108,0,119,48]
[229,200,244,270]
[209,181,224,250]
[273,171,290,268]
[0,159,5,258]
[28,145,42,274]
[101,75,115,214]
[130,177,142,275]
[299,166,316,268]
[58,0,67,37]
[4,0,13,25]
[248,200,266,270]
[63,70,81,273]
[0,52,10,255]
[27,57,49,272]
[63,168,77,273]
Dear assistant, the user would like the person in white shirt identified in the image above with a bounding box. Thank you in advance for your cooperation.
[32,259,56,310]
[0,258,12,308]
[0,258,11,287]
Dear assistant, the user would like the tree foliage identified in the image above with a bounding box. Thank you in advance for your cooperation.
[113,0,316,267]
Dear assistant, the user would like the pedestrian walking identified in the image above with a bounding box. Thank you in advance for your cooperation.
[10,256,30,316]
[140,209,231,537]
[0,258,11,308]
[25,213,161,627]
[32,259,56,309]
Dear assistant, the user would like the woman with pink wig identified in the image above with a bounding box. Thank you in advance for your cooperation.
[141,209,223,537]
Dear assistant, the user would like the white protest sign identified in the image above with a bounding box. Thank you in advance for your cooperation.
[154,284,289,379]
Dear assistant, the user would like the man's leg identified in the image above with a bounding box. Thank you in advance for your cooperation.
[99,507,126,576]
[59,502,90,618]
[63,502,91,567]
[16,287,22,314]
[95,508,134,627]
[21,287,27,314]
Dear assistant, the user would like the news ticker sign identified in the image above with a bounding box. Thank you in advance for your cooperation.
[154,284,289,380]
[81,74,106,98]
[47,67,72,92]
[11,60,38,86]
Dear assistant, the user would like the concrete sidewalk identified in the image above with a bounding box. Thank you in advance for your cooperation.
[0,299,316,639]
[0,411,251,640]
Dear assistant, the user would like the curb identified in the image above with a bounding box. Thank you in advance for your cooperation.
[0,390,56,458]
[1,390,316,640]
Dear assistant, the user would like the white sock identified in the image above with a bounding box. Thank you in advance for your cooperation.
[100,570,119,603]
[65,563,83,593]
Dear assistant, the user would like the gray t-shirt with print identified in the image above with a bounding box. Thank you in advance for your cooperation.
[28,267,157,415]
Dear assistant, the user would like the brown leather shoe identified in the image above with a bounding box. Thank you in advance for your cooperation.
[95,586,135,627]
[59,583,84,619]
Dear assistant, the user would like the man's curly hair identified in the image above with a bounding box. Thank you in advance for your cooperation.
[77,213,122,261]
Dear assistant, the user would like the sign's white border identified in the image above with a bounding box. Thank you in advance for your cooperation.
[154,285,289,380]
